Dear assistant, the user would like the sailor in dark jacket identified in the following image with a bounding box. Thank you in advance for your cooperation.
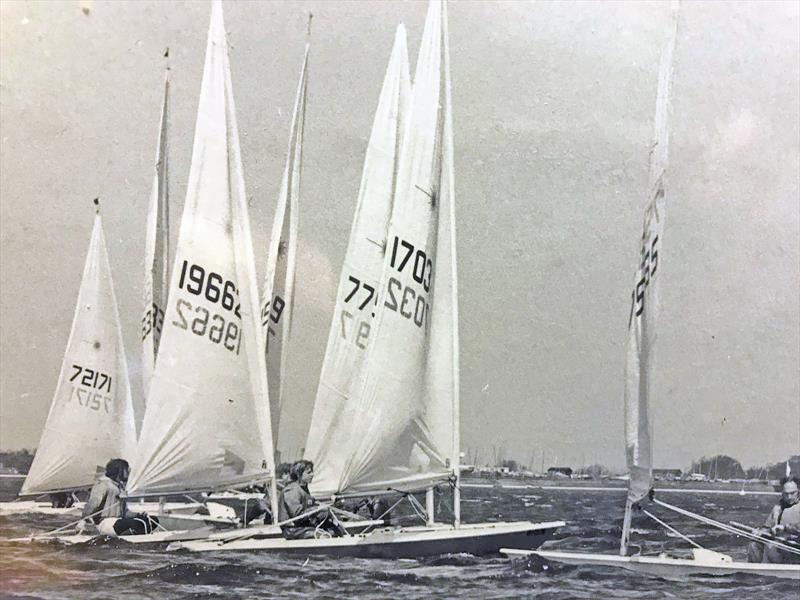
[277,460,346,539]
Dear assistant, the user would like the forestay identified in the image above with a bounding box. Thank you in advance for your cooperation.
[261,45,308,447]
[141,63,171,415]
[332,0,460,495]
[622,3,679,549]
[22,210,137,495]
[306,25,411,496]
[127,0,275,496]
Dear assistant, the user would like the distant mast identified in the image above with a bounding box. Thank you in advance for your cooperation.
[141,50,171,425]
[261,42,309,451]
[621,2,679,556]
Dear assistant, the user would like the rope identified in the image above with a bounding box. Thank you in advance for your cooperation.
[406,494,428,523]
[642,508,703,549]
[654,499,800,556]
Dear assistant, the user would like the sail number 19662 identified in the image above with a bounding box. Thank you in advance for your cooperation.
[171,260,242,355]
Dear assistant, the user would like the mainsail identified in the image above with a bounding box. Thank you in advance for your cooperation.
[621,3,679,553]
[22,206,137,495]
[127,0,276,497]
[261,45,308,447]
[318,0,459,496]
[141,61,171,415]
[305,24,411,495]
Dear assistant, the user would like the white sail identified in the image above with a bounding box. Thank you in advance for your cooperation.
[261,45,308,448]
[22,209,137,495]
[622,2,679,548]
[127,0,275,496]
[141,64,170,415]
[306,25,411,495]
[330,0,458,495]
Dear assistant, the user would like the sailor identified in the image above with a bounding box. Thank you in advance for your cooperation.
[747,477,800,564]
[49,491,75,508]
[277,459,347,539]
[79,459,157,536]
[240,462,293,526]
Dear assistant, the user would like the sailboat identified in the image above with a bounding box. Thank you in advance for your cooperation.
[501,4,800,580]
[260,43,307,451]
[305,20,411,498]
[124,0,277,504]
[174,0,563,557]
[1,202,138,517]
[141,52,171,414]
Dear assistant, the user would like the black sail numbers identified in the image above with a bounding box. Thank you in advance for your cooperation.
[172,259,243,355]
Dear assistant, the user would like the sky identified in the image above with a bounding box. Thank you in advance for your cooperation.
[0,1,797,472]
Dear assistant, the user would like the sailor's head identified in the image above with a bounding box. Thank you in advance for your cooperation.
[290,460,314,486]
[779,477,799,507]
[106,458,130,485]
[277,462,292,483]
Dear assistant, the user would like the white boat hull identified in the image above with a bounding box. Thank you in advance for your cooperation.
[173,520,564,558]
[501,548,800,580]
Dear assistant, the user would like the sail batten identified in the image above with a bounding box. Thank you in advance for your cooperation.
[128,0,275,497]
[22,212,137,496]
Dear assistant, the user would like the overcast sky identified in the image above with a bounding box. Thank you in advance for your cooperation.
[1,1,797,471]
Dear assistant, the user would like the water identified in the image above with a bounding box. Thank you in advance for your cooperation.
[1,480,796,599]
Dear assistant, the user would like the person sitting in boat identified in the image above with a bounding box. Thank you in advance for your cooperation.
[240,462,293,526]
[278,459,347,539]
[747,477,800,564]
[49,491,75,508]
[78,458,157,536]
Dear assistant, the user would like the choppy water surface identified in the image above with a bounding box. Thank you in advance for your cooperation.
[1,480,796,599]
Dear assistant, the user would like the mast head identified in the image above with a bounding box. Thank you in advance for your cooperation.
[93,197,100,214]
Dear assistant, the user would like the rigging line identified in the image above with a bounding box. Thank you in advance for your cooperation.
[642,508,703,550]
[653,498,800,556]
[37,501,120,537]
[360,495,407,536]
[406,494,428,523]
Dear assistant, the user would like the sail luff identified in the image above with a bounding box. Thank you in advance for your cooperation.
[305,25,411,496]
[141,63,171,420]
[621,2,680,553]
[22,211,137,496]
[261,45,308,447]
[440,0,461,525]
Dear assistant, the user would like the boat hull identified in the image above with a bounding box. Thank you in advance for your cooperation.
[173,520,564,558]
[502,549,800,580]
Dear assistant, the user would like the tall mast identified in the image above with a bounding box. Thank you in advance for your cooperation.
[620,1,680,556]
